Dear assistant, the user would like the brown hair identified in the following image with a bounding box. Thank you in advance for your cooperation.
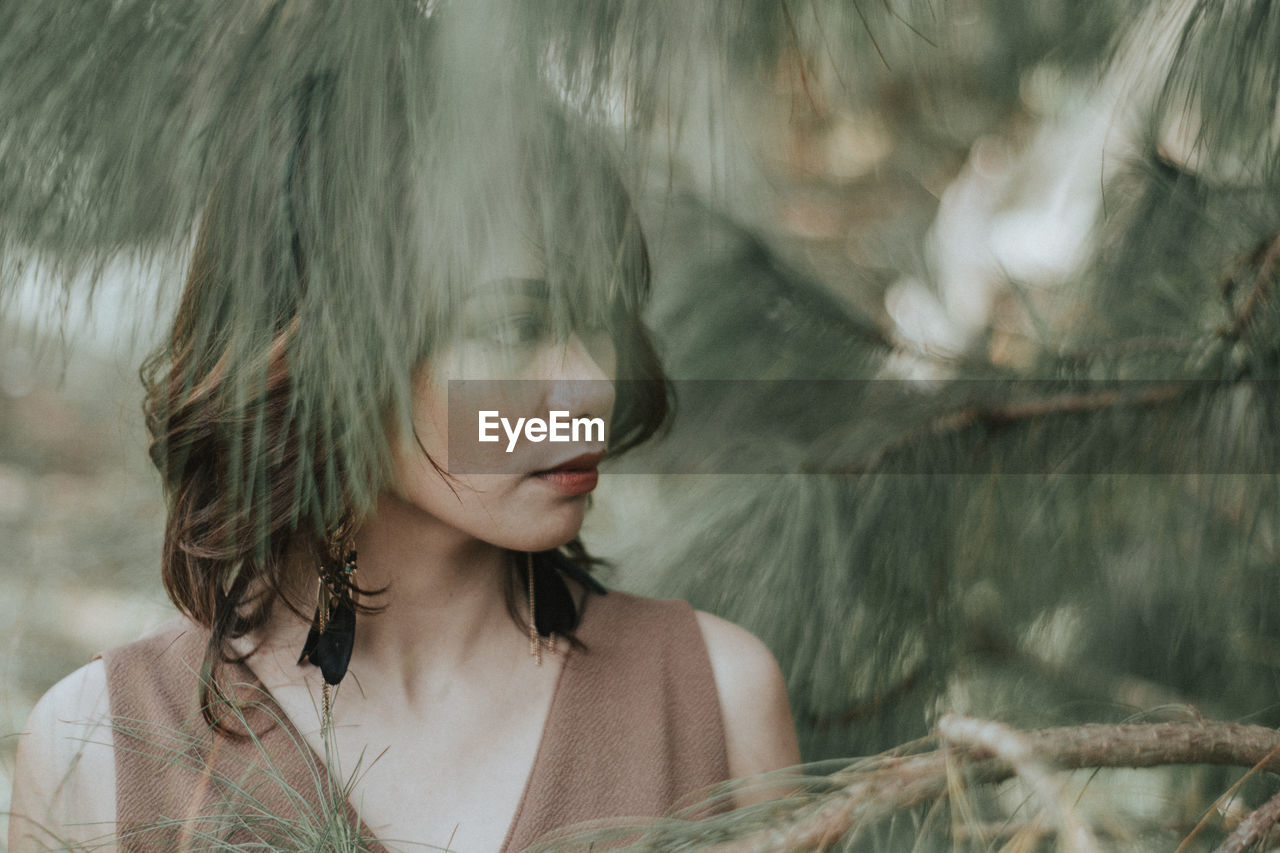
[141,123,671,728]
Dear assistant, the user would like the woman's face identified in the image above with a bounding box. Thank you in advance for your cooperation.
[384,235,618,553]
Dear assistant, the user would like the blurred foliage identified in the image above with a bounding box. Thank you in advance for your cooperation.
[601,0,1280,844]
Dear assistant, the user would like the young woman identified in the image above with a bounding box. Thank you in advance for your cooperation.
[7,85,800,852]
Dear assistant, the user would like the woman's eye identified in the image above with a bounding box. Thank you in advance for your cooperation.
[473,313,548,346]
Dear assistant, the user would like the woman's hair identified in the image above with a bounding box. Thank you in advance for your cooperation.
[141,99,670,727]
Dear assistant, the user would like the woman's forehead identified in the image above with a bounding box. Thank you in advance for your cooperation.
[471,209,546,281]
[465,201,545,277]
[468,277,551,300]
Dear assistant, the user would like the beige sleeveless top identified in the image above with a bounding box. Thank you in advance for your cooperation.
[100,590,730,851]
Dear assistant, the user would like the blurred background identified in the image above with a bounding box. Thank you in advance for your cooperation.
[5,0,1280,848]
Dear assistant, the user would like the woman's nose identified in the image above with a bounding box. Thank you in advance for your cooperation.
[540,333,617,423]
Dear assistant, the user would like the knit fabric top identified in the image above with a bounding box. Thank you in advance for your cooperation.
[100,589,731,851]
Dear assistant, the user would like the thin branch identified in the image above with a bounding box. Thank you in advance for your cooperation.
[836,227,1280,478]
[1056,334,1198,362]
[709,720,1280,852]
[1214,787,1280,853]
[952,818,1216,842]
[832,381,1190,475]
[880,0,936,48]
[849,0,889,70]
[1222,231,1280,341]
[939,715,1102,853]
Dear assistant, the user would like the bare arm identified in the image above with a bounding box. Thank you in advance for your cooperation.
[695,611,802,802]
[9,660,118,853]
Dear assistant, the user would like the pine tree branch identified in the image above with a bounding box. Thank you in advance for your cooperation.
[952,818,1218,843]
[710,720,1280,852]
[939,715,1102,853]
[1221,231,1280,341]
[1214,787,1280,853]
[828,227,1280,478]
[803,617,1199,736]
[1058,335,1200,362]
[833,381,1190,474]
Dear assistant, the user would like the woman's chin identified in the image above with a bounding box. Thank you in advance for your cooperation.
[522,526,586,553]
[504,505,589,552]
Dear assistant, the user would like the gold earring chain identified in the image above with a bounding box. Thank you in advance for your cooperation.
[528,552,543,665]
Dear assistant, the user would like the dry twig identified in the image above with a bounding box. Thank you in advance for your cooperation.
[708,720,1280,852]
[939,714,1102,853]
[833,381,1190,475]
[1213,787,1280,853]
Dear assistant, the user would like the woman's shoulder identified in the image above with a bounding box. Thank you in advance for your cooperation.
[693,609,786,701]
[580,590,784,690]
[17,658,113,767]
[102,613,207,660]
[580,590,801,779]
[691,610,802,780]
[9,659,117,852]
[580,590,786,695]
[100,614,209,687]
[9,616,218,851]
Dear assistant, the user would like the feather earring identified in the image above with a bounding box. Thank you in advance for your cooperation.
[524,549,608,664]
[298,545,358,728]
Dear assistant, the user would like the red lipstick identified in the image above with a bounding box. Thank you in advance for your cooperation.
[533,452,604,496]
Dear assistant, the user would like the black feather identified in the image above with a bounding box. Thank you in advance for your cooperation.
[530,549,607,637]
[297,617,321,665]
[310,598,356,686]
[544,548,608,596]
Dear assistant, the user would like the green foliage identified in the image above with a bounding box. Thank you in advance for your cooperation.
[596,0,1280,772]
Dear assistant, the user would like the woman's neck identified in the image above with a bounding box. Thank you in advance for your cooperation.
[353,494,518,688]
[261,492,525,704]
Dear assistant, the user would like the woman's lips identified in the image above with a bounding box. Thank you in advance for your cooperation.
[532,452,604,496]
